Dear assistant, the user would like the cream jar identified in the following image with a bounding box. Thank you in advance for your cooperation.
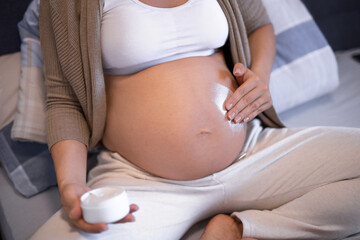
[81,187,130,224]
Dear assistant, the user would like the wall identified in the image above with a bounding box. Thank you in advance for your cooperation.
[302,0,360,50]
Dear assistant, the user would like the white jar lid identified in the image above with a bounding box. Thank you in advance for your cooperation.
[81,187,130,224]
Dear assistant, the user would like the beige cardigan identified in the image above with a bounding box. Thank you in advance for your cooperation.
[39,0,283,150]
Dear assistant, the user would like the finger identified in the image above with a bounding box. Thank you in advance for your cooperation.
[226,82,261,121]
[72,218,108,233]
[236,99,272,123]
[233,63,247,82]
[225,76,257,112]
[129,204,139,213]
[233,63,246,75]
[243,101,272,123]
[67,193,87,221]
[68,202,82,220]
[61,185,90,219]
[67,201,109,233]
[113,204,139,224]
[116,213,136,223]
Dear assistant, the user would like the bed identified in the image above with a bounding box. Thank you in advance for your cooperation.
[1,0,360,239]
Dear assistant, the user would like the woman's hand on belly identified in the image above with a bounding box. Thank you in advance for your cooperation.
[225,62,273,124]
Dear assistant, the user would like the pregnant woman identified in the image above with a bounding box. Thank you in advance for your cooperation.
[32,0,360,239]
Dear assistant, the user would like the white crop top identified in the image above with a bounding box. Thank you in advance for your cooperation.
[101,0,229,75]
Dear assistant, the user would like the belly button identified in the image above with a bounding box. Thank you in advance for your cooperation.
[198,129,212,135]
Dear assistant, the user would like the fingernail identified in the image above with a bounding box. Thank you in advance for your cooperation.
[234,67,244,76]
[234,69,243,76]
[229,112,235,120]
[227,103,233,110]
[235,115,242,123]
[244,117,250,122]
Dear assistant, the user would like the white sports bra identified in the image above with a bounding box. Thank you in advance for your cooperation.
[101,0,229,75]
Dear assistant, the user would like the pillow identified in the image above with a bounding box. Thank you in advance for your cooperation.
[262,0,339,113]
[0,52,20,129]
[10,0,47,143]
[0,122,56,197]
[1,121,100,197]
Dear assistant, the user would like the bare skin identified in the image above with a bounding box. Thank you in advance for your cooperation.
[200,214,256,240]
[138,0,190,8]
[103,51,247,180]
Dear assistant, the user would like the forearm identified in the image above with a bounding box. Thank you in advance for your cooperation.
[50,140,88,193]
[248,23,276,85]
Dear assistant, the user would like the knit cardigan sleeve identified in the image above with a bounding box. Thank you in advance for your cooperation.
[39,0,90,150]
[238,0,271,35]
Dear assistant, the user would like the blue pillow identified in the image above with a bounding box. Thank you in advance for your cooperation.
[262,0,339,113]
[0,122,101,197]
[0,122,56,197]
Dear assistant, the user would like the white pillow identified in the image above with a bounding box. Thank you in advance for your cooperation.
[10,0,47,143]
[262,0,339,113]
[11,65,46,143]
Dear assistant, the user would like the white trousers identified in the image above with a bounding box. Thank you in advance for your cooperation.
[31,120,360,240]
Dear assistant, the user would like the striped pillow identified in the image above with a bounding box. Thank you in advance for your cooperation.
[10,0,47,144]
[262,0,339,113]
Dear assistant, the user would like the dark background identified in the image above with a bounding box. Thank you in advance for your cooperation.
[0,0,32,55]
[1,0,360,55]
[302,0,360,51]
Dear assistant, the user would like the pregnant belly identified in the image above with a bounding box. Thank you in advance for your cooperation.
[103,52,247,180]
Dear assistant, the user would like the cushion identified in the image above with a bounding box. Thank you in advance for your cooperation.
[0,52,20,129]
[0,121,101,197]
[0,122,56,197]
[10,0,47,143]
[262,0,340,113]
